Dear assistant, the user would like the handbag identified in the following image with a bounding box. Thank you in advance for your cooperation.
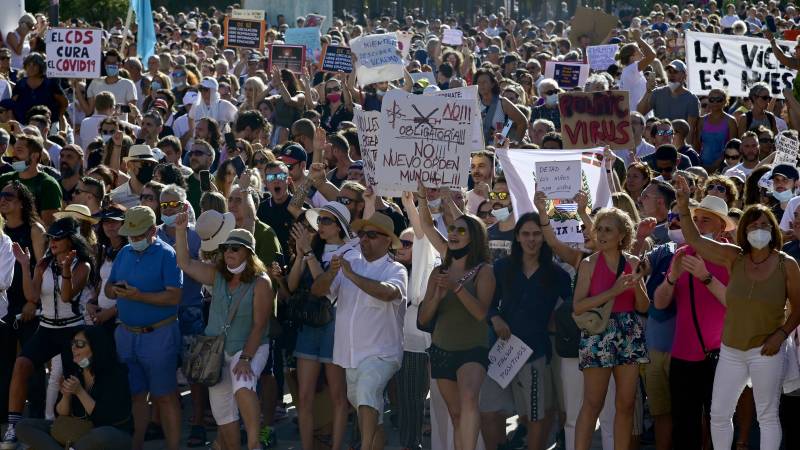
[572,254,626,335]
[417,263,485,334]
[50,415,94,446]
[183,287,247,386]
[689,275,720,362]
[284,287,337,327]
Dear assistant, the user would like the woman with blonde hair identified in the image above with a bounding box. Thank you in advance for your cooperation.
[612,192,641,224]
[240,77,267,113]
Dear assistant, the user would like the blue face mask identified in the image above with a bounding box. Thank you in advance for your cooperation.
[129,238,151,252]
[106,64,119,77]
[161,213,177,227]
[11,160,28,173]
[773,189,794,203]
[151,81,163,91]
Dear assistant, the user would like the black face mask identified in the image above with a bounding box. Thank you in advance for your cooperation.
[449,244,470,260]
[438,81,450,90]
[136,164,155,184]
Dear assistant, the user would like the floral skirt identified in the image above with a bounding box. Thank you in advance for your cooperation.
[579,312,649,370]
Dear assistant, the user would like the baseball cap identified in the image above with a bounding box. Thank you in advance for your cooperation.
[770,163,800,181]
[277,143,307,164]
[118,206,157,237]
[668,60,687,73]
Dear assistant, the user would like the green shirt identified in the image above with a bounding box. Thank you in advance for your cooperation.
[0,171,63,214]
[254,220,282,266]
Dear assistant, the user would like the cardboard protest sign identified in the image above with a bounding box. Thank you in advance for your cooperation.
[268,44,305,74]
[686,31,798,98]
[285,27,322,61]
[568,6,618,47]
[558,91,632,150]
[231,9,264,20]
[774,134,799,166]
[395,31,414,58]
[350,34,404,86]
[430,85,484,150]
[376,91,474,193]
[544,62,590,89]
[46,28,102,78]
[488,335,533,389]
[442,29,464,46]
[320,44,353,73]
[587,44,618,71]
[410,71,436,85]
[224,18,266,51]
[354,106,380,188]
[535,160,582,200]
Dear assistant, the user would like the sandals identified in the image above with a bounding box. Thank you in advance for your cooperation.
[186,425,207,448]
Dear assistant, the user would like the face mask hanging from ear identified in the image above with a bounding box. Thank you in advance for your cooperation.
[227,261,247,274]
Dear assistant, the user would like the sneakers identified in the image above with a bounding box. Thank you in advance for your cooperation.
[0,425,17,449]
[259,425,276,448]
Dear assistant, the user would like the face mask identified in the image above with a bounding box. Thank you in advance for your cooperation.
[702,232,715,240]
[427,198,442,210]
[227,261,247,274]
[326,93,342,103]
[449,244,470,259]
[77,357,91,369]
[173,79,185,88]
[773,189,794,202]
[545,94,558,105]
[376,89,386,95]
[161,213,178,227]
[491,206,511,222]
[747,229,772,249]
[129,238,151,252]
[668,81,681,91]
[11,160,28,173]
[101,133,112,143]
[136,164,155,184]
[667,228,685,244]
[106,64,119,77]
[151,81,163,91]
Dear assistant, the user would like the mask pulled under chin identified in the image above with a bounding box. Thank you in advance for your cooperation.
[227,261,247,274]
[491,207,512,222]
[449,244,470,259]
[77,357,91,369]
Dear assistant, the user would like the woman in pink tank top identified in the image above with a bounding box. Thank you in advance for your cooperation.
[572,208,650,450]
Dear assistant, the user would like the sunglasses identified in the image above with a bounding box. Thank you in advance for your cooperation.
[399,239,413,249]
[542,89,557,96]
[487,191,509,200]
[265,173,288,182]
[337,196,358,205]
[140,194,156,202]
[286,163,295,171]
[71,339,88,349]
[447,225,467,235]
[357,230,387,239]
[724,153,740,160]
[655,129,674,136]
[708,96,725,103]
[706,184,727,193]
[317,216,337,227]
[160,200,183,209]
[758,95,771,101]
[222,244,245,252]
[0,192,17,200]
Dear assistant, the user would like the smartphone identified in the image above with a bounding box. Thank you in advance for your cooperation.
[224,131,237,149]
[498,119,513,145]
[119,104,131,113]
[200,170,211,191]
[231,155,246,177]
[766,15,777,34]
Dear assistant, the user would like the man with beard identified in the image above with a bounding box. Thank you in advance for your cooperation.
[27,115,62,168]
[467,150,495,214]
[724,131,760,177]
[138,112,163,148]
[184,139,215,214]
[110,145,158,208]
[233,110,266,145]
[0,134,62,225]
[58,144,84,203]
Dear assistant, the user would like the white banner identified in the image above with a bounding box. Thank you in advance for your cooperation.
[231,9,264,20]
[686,31,798,98]
[46,28,102,79]
[350,34,404,86]
[353,106,381,189]
[430,85,485,150]
[488,335,533,389]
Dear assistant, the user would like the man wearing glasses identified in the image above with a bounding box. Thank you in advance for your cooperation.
[184,139,215,214]
[256,161,299,247]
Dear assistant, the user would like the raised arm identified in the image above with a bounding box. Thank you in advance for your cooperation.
[534,191,584,268]
[416,187,448,255]
[768,32,800,69]
[401,192,425,239]
[174,212,216,286]
[634,29,657,72]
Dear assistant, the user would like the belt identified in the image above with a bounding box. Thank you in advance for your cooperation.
[121,315,177,334]
[39,315,84,327]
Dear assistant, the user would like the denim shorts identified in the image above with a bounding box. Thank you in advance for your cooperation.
[116,321,180,397]
[293,320,335,363]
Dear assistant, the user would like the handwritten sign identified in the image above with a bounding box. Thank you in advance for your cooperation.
[231,9,264,20]
[551,218,586,244]
[224,18,265,51]
[442,29,464,46]
[535,160,581,200]
[350,34,404,86]
[775,134,800,166]
[376,91,474,193]
[487,335,533,389]
[320,44,353,73]
[354,106,380,188]
[396,31,414,58]
[544,62,590,89]
[558,91,632,150]
[285,27,322,61]
[587,44,618,71]
[46,28,102,78]
[268,44,305,74]
[430,85,484,150]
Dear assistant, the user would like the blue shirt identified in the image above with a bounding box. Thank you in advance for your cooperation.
[646,242,678,353]
[108,238,183,327]
[157,226,204,308]
[489,257,572,362]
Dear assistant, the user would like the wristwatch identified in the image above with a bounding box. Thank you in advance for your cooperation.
[701,274,713,285]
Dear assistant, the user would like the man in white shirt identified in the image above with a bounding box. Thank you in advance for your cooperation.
[124,58,146,110]
[311,213,408,450]
[724,132,760,178]
[79,91,115,149]
[78,49,137,119]
[720,4,740,29]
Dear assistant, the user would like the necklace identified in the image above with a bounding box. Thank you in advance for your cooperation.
[749,251,772,266]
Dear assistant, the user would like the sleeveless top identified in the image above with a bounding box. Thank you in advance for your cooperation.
[723,253,787,350]
[481,95,505,144]
[588,252,635,313]
[4,224,34,318]
[745,110,776,133]
[39,263,86,329]
[700,115,729,166]
[432,274,488,351]
[206,272,269,354]
[9,31,30,70]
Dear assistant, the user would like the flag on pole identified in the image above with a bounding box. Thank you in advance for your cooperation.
[130,0,156,62]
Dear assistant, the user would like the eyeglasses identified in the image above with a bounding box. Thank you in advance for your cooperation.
[724,153,740,160]
[708,96,725,103]
[357,230,387,239]
[337,196,358,205]
[706,184,727,193]
[140,194,156,202]
[655,129,674,136]
[265,173,288,182]
[222,244,245,252]
[325,86,342,93]
[399,239,413,249]
[487,191,509,200]
[447,225,467,235]
[71,339,88,349]
[317,216,337,227]
[746,223,773,232]
[160,200,183,209]
[0,192,17,201]
[253,158,268,165]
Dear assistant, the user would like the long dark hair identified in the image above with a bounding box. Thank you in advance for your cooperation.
[505,212,555,288]
[737,204,782,254]
[442,214,490,270]
[41,218,99,288]
[4,181,42,227]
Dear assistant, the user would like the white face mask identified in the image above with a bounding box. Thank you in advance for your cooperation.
[226,261,247,274]
[773,189,794,203]
[427,198,442,210]
[702,232,715,240]
[747,229,772,249]
[667,228,685,244]
[491,206,511,222]
[101,133,112,143]
[668,81,682,91]
[77,357,91,369]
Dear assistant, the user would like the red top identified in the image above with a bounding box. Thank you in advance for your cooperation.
[588,252,636,313]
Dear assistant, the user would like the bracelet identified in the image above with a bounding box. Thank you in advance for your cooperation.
[303,250,313,256]
[239,355,252,362]
[665,275,675,286]
[540,221,551,227]
[453,284,464,294]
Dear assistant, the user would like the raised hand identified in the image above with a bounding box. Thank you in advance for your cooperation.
[11,242,30,267]
[674,175,691,209]
[175,211,189,229]
[533,191,548,214]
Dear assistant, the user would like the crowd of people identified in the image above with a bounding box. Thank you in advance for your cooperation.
[1,1,800,450]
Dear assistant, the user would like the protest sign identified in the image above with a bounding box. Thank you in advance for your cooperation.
[430,85,485,150]
[350,34,404,86]
[396,31,414,58]
[488,335,533,389]
[354,106,381,188]
[558,91,632,150]
[231,9,264,20]
[46,28,102,78]
[320,44,353,73]
[774,134,800,166]
[544,62,590,89]
[568,6,618,47]
[410,71,436,85]
[375,91,474,193]
[686,31,798,98]
[268,44,305,73]
[535,160,582,200]
[285,26,322,61]
[304,14,325,27]
[224,18,266,51]
[587,44,618,71]
[442,29,464,46]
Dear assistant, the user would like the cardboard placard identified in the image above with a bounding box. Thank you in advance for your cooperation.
[686,31,797,98]
[535,160,582,200]
[354,106,380,188]
[231,9,264,21]
[285,26,322,61]
[429,85,484,151]
[442,29,464,46]
[46,28,102,79]
[268,44,305,74]
[774,134,799,166]
[544,62,590,89]
[395,31,414,58]
[487,335,533,389]
[557,90,633,150]
[568,6,618,47]
[224,17,266,51]
[586,44,618,71]
[350,34,404,86]
[320,44,353,73]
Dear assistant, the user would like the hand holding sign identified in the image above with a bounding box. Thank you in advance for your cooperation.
[535,160,582,200]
